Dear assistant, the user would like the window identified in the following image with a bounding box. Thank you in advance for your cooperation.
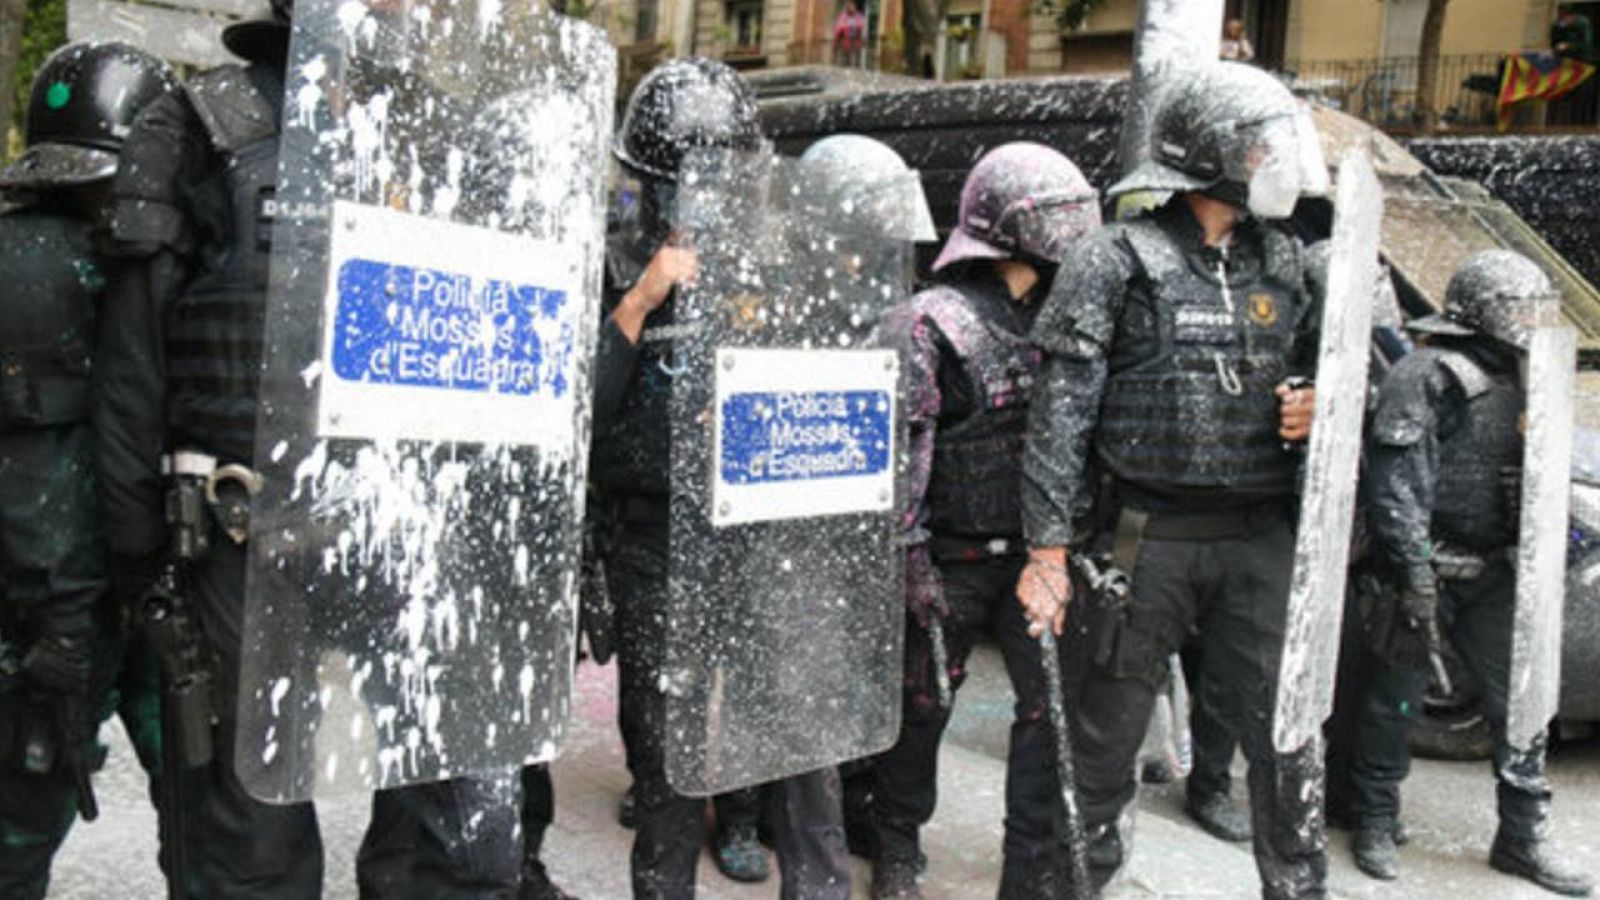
[635,0,658,43]
[726,0,764,53]
[942,12,982,80]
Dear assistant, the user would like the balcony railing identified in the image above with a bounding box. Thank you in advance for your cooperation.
[1286,53,1598,133]
[782,36,892,71]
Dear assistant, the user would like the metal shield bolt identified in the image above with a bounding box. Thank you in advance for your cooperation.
[717,501,731,517]
[722,355,735,371]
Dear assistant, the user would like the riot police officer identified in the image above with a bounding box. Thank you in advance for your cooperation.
[0,41,178,900]
[1018,61,1328,898]
[592,57,852,899]
[95,3,524,896]
[867,142,1100,900]
[1339,249,1592,896]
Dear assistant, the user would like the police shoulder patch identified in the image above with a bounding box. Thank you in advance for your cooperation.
[1247,292,1278,327]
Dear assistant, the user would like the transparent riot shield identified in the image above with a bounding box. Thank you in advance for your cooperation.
[236,1,616,801]
[1273,151,1382,754]
[664,149,906,795]
[1507,325,1577,752]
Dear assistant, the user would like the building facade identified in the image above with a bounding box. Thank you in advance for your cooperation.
[597,0,1576,85]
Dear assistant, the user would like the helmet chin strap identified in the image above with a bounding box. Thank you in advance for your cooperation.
[1199,178,1249,211]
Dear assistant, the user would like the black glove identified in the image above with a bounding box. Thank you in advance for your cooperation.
[21,633,92,697]
[1386,583,1441,672]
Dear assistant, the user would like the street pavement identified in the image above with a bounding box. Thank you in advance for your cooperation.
[47,643,1600,898]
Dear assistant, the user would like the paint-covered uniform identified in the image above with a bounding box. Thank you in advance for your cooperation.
[868,267,1077,894]
[94,27,522,899]
[1023,198,1327,899]
[1337,341,1557,861]
[0,42,175,900]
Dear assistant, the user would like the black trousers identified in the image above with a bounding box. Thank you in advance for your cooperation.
[0,426,165,900]
[163,542,520,899]
[1328,557,1552,841]
[865,551,1070,893]
[1072,512,1326,900]
[607,516,850,900]
[1182,641,1240,802]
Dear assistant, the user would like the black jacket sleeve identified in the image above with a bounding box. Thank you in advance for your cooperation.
[92,92,205,563]
[591,308,640,439]
[1364,351,1450,588]
[1021,227,1136,547]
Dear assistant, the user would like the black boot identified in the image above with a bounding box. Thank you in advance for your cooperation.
[871,857,923,900]
[1352,822,1399,881]
[712,824,770,883]
[519,860,578,900]
[1184,790,1251,843]
[1489,832,1594,897]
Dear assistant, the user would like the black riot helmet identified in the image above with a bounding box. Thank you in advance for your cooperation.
[613,58,762,182]
[1110,61,1328,220]
[1408,249,1560,351]
[224,0,293,64]
[0,42,179,191]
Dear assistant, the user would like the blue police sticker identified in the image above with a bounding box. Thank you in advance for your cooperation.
[330,258,570,397]
[720,390,892,485]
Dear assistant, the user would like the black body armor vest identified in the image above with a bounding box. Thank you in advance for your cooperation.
[917,284,1037,538]
[1095,218,1308,498]
[0,208,99,433]
[1432,349,1523,549]
[164,66,280,464]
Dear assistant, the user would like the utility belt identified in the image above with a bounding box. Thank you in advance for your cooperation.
[1107,499,1288,575]
[1073,492,1287,690]
[162,449,264,551]
[927,534,1025,563]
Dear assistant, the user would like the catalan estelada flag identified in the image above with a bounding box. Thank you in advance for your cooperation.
[1498,51,1597,130]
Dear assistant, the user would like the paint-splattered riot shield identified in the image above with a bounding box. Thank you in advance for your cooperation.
[1507,325,1577,752]
[236,1,615,802]
[663,148,910,795]
[1273,151,1382,754]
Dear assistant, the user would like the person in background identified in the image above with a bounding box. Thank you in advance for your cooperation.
[1553,6,1597,63]
[834,0,869,68]
[1220,18,1255,64]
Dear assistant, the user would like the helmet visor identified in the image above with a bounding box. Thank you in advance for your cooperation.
[1480,289,1563,350]
[1222,114,1323,220]
[997,191,1103,264]
[807,169,936,243]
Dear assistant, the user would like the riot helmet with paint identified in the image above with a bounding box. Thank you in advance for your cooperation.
[0,42,179,191]
[613,58,762,183]
[798,134,935,243]
[1109,61,1328,220]
[932,141,1100,273]
[1408,249,1560,351]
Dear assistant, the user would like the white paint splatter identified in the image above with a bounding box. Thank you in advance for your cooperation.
[269,677,291,718]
